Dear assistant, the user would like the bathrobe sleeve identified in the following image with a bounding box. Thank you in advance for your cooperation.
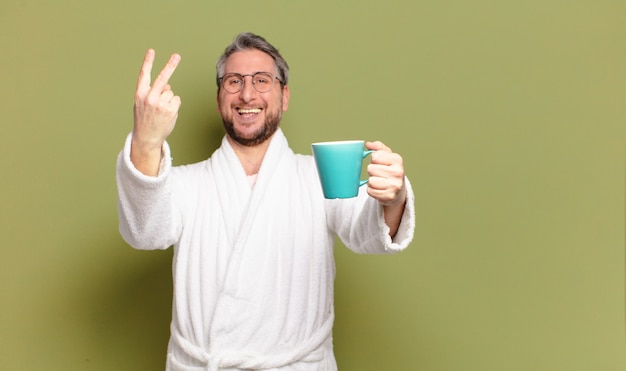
[326,177,415,255]
[116,132,182,250]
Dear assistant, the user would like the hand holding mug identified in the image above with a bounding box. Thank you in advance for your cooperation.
[364,141,407,207]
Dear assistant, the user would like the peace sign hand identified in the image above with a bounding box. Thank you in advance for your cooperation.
[131,49,181,175]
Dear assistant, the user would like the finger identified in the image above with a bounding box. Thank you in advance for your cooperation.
[366,175,388,190]
[136,49,155,94]
[371,152,403,168]
[365,141,391,152]
[367,175,405,200]
[160,90,175,103]
[367,160,405,180]
[367,183,406,206]
[366,181,397,204]
[170,95,182,110]
[152,53,181,93]
[367,163,395,179]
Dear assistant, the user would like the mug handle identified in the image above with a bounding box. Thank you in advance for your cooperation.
[359,150,375,186]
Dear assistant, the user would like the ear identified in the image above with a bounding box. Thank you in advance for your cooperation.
[281,85,290,112]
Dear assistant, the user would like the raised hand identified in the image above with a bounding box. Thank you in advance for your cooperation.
[131,49,182,175]
[365,141,408,237]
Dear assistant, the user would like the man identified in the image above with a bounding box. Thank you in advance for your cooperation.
[116,32,415,370]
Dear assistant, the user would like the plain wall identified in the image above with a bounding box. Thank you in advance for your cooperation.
[1,1,624,370]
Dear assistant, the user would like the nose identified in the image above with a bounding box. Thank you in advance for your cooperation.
[239,75,257,102]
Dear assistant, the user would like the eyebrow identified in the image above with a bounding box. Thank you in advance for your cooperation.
[223,71,271,76]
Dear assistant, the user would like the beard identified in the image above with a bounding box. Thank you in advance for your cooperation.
[222,110,282,147]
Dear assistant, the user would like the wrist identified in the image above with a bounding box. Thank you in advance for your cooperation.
[130,135,165,176]
[131,134,164,154]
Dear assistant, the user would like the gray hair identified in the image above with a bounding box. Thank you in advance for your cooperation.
[216,32,289,89]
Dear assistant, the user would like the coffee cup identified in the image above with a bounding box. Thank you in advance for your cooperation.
[311,140,374,199]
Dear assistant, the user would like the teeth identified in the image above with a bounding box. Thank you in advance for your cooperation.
[238,108,261,114]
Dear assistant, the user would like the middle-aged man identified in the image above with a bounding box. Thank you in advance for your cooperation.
[116,32,415,370]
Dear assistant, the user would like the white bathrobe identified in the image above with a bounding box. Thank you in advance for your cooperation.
[116,128,415,370]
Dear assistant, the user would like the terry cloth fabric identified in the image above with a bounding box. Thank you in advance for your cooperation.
[116,128,415,370]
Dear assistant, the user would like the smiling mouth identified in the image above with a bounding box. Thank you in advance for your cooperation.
[237,108,262,115]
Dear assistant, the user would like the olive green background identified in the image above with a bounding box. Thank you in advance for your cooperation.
[1,1,624,370]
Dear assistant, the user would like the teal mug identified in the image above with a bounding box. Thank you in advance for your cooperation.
[311,140,374,199]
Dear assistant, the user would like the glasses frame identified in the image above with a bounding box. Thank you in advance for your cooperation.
[218,72,283,94]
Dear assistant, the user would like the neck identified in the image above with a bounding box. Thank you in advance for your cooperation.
[227,134,273,175]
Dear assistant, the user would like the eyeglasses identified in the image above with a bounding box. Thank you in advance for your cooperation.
[219,72,282,93]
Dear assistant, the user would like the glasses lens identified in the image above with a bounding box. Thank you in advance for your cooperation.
[222,74,243,93]
[221,73,277,93]
[252,72,275,92]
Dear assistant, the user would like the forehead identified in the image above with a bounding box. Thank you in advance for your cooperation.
[224,49,276,74]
